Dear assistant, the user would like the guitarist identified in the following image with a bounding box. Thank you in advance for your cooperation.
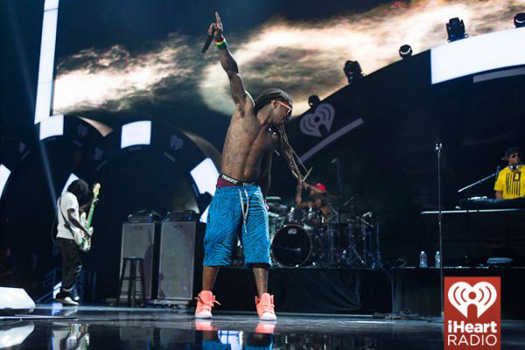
[56,179,93,306]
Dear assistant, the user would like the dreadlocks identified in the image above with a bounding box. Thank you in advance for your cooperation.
[254,88,308,182]
[278,123,308,183]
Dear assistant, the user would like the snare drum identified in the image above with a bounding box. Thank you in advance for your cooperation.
[271,225,323,267]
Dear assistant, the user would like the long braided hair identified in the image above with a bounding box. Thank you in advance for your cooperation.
[254,89,308,183]
[278,123,308,183]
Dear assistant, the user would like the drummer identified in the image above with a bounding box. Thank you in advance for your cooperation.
[295,181,331,220]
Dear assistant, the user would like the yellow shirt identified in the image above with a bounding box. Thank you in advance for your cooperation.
[494,166,525,199]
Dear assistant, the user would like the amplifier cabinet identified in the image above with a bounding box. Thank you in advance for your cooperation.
[158,221,196,301]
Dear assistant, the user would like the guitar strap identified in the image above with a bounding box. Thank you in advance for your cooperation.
[58,196,74,234]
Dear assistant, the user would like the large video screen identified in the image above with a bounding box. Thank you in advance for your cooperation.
[51,0,519,118]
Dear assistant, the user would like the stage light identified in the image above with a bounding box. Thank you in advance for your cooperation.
[39,114,64,140]
[399,44,413,59]
[446,17,467,42]
[120,121,152,149]
[190,157,219,223]
[343,60,363,84]
[308,95,321,108]
[34,0,60,124]
[515,13,525,28]
[0,164,11,199]
[190,158,219,197]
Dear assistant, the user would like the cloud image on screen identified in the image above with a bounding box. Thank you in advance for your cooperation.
[52,0,521,118]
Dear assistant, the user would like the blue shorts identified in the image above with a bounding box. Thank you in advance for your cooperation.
[203,185,271,267]
[202,340,231,350]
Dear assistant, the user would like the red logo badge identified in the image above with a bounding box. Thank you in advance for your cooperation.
[445,277,500,350]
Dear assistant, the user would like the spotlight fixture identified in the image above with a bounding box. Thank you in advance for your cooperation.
[515,13,525,28]
[343,60,363,85]
[308,95,321,108]
[399,44,413,59]
[446,17,467,42]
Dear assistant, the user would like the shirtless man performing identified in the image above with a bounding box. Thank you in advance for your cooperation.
[195,13,304,321]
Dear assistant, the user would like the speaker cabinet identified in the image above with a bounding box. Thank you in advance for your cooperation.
[158,221,196,301]
[120,223,158,300]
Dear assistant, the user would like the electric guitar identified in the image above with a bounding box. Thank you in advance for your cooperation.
[77,183,101,252]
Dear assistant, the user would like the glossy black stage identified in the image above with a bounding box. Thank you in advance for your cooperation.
[2,304,525,349]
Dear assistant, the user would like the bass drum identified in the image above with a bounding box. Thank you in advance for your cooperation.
[271,225,323,267]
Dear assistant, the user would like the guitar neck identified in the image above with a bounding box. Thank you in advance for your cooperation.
[85,196,98,229]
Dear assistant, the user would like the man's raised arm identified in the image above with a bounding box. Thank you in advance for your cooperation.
[208,12,250,109]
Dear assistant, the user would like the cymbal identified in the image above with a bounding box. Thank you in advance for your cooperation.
[268,203,288,212]
[310,192,341,200]
[266,196,281,202]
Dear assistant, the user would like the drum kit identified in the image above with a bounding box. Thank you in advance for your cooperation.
[265,195,383,269]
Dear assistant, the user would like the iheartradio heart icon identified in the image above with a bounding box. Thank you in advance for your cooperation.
[445,277,501,350]
[299,103,335,137]
[448,281,497,318]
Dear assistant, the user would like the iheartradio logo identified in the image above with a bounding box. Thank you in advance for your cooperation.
[299,103,335,137]
[448,281,497,318]
[445,277,501,350]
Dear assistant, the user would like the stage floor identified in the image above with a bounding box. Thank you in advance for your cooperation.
[2,304,525,349]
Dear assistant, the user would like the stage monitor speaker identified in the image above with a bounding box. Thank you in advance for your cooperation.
[0,287,35,315]
[0,323,34,348]
[158,221,196,301]
[120,223,158,300]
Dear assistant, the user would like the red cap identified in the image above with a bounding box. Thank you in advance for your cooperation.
[314,183,326,192]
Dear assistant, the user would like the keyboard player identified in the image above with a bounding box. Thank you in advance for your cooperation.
[495,147,525,199]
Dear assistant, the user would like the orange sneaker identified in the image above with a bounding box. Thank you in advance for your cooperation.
[195,320,217,331]
[255,322,276,334]
[195,290,220,319]
[255,293,277,321]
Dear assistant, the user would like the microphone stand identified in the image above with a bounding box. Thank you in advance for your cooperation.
[435,142,444,318]
[457,168,500,195]
[334,157,343,266]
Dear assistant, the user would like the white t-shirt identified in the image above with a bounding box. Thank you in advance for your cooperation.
[57,192,80,240]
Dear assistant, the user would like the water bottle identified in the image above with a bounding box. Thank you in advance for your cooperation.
[419,251,428,268]
[435,251,441,268]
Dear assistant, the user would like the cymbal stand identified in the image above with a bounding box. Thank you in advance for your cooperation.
[324,205,340,266]
[375,221,382,268]
[361,214,382,269]
[361,218,369,267]
[333,157,343,266]
[342,217,365,267]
